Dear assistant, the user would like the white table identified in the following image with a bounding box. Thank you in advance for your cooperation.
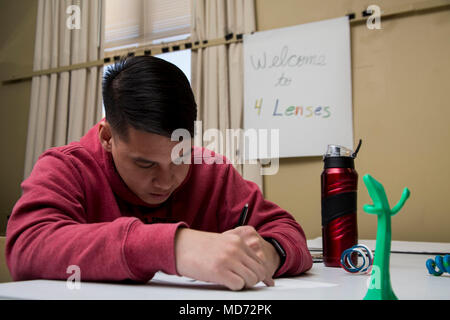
[0,253,448,300]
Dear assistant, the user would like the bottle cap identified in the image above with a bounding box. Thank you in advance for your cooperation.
[323,140,362,169]
[324,139,362,159]
[325,145,353,158]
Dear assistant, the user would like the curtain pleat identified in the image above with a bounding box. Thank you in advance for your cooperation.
[24,0,104,179]
[190,0,262,191]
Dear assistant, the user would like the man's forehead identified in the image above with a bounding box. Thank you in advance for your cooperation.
[120,127,190,159]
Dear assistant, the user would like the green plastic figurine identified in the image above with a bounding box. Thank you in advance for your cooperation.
[362,174,410,300]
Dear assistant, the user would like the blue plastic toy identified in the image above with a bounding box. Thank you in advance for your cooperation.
[426,255,450,276]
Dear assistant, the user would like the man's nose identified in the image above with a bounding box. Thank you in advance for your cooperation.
[152,166,173,191]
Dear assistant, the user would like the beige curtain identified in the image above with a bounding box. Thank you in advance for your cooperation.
[24,0,104,178]
[190,0,263,191]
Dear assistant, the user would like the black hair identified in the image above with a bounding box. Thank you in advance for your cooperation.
[102,55,197,140]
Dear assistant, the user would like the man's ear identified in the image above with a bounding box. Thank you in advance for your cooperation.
[98,121,113,152]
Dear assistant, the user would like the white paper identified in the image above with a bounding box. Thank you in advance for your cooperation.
[150,272,337,290]
[243,16,353,158]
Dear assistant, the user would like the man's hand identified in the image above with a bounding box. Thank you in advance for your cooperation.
[174,228,273,291]
[224,226,280,287]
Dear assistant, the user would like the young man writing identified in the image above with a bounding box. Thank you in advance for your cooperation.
[6,56,312,291]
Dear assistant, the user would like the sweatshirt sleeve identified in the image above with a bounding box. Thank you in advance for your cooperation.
[5,150,186,283]
[218,164,313,277]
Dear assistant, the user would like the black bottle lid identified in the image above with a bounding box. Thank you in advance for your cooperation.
[324,156,355,169]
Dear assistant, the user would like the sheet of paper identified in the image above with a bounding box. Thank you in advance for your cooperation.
[151,272,337,290]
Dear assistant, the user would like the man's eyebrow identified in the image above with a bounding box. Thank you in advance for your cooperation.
[131,156,156,163]
[131,149,191,163]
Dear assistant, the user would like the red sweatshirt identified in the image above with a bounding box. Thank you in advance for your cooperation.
[6,122,312,283]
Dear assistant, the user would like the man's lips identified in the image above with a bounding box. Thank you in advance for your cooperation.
[149,191,170,197]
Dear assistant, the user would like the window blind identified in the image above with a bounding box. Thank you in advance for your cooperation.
[105,0,190,50]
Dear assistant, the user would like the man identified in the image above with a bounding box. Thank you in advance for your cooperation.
[6,56,312,291]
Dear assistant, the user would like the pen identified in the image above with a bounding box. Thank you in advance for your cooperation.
[235,203,249,228]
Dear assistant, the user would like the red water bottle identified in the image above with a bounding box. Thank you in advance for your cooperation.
[321,140,362,267]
